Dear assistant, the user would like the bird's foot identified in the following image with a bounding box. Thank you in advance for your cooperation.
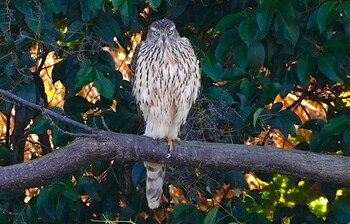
[165,137,180,158]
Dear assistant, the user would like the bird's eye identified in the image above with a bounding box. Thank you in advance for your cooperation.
[168,30,173,35]
[153,31,159,35]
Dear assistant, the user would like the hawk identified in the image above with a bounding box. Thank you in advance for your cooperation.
[131,18,200,209]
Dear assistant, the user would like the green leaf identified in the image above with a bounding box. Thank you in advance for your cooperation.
[256,0,275,32]
[25,14,41,36]
[201,56,222,82]
[323,34,350,53]
[233,40,248,69]
[280,110,302,125]
[204,206,219,224]
[215,12,245,32]
[203,87,235,105]
[45,0,62,14]
[215,29,238,59]
[64,96,94,114]
[36,186,53,208]
[297,54,315,83]
[248,41,265,69]
[275,0,295,18]
[94,70,115,100]
[253,108,264,128]
[92,14,120,46]
[15,83,36,103]
[342,1,350,21]
[112,0,124,10]
[61,181,81,200]
[28,115,50,134]
[149,0,161,10]
[221,67,246,81]
[344,127,350,154]
[65,20,84,42]
[171,204,196,224]
[75,66,96,88]
[316,53,343,82]
[238,17,254,47]
[240,79,254,97]
[224,170,249,188]
[274,14,299,47]
[320,116,350,138]
[265,83,283,103]
[317,1,339,33]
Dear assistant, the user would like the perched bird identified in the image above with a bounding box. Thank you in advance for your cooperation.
[131,18,201,209]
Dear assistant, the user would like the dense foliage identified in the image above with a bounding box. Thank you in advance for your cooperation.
[1,0,350,223]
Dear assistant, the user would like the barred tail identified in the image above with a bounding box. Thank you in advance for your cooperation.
[144,162,165,209]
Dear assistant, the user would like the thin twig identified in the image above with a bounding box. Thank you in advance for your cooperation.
[0,89,98,134]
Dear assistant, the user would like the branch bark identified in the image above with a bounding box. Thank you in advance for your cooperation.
[1,130,350,191]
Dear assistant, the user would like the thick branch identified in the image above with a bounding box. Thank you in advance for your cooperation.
[1,130,350,191]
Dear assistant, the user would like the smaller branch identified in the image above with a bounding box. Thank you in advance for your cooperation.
[0,89,97,134]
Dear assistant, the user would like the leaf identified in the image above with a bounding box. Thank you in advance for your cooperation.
[265,83,283,104]
[240,79,254,97]
[274,14,300,47]
[65,20,84,42]
[316,53,343,82]
[317,1,339,33]
[297,54,315,83]
[28,115,50,134]
[204,206,219,224]
[215,29,238,59]
[323,34,350,53]
[253,108,264,128]
[248,41,265,69]
[45,0,62,14]
[224,170,249,189]
[256,0,275,32]
[238,17,254,47]
[149,0,161,10]
[112,0,124,10]
[92,14,120,46]
[15,83,36,103]
[61,181,81,200]
[221,67,246,81]
[204,87,235,105]
[94,70,115,99]
[171,204,196,224]
[201,56,222,82]
[233,40,248,69]
[319,116,350,138]
[215,12,245,32]
[36,186,53,208]
[342,1,350,21]
[280,110,302,125]
[344,127,350,154]
[74,66,96,88]
[64,96,94,114]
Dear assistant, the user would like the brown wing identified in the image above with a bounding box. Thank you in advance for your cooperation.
[130,42,145,134]
[130,42,143,84]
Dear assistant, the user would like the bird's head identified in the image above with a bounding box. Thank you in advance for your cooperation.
[147,18,180,45]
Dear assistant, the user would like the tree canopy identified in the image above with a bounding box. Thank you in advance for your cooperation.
[1,0,350,223]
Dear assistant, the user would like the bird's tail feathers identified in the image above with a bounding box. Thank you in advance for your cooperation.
[144,161,165,209]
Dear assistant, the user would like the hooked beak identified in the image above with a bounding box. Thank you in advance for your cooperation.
[161,34,166,42]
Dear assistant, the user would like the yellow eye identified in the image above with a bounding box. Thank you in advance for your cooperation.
[168,30,173,35]
[153,31,159,35]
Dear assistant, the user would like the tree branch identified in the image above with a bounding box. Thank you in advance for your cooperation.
[1,130,350,191]
[0,89,97,134]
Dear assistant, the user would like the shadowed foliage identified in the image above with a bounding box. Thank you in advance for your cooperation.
[0,0,350,223]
